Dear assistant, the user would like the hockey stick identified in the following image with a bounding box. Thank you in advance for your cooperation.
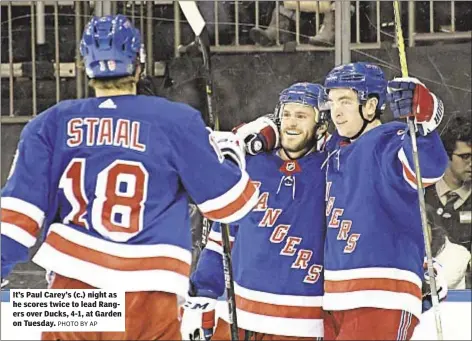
[178,2,239,340]
[178,0,214,256]
[393,2,443,340]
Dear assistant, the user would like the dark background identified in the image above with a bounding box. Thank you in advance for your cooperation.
[2,43,471,187]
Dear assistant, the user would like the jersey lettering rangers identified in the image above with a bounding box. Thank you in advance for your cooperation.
[323,122,448,318]
[191,150,326,337]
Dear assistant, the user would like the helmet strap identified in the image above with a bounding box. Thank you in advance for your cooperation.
[349,105,377,141]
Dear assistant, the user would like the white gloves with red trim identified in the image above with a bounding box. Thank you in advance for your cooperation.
[422,258,448,313]
[233,116,279,155]
[208,129,246,171]
[387,77,444,136]
[181,295,217,341]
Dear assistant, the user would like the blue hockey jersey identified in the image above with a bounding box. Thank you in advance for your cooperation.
[323,122,448,318]
[191,150,326,337]
[1,95,259,298]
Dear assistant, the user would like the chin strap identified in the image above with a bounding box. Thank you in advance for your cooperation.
[349,105,378,141]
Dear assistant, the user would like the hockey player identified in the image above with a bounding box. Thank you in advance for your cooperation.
[181,83,329,341]
[320,62,449,340]
[0,15,259,341]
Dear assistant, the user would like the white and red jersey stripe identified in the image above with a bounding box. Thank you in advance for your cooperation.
[32,223,192,297]
[323,267,423,318]
[1,197,44,248]
[397,148,444,190]
[197,171,259,224]
[217,282,324,338]
[204,228,235,255]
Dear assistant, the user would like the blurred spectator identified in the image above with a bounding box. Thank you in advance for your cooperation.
[426,204,471,289]
[249,2,298,46]
[304,1,335,46]
[416,1,472,34]
[197,1,234,45]
[249,1,334,46]
[425,116,471,252]
[198,1,273,45]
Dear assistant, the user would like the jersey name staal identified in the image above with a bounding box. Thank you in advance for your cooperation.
[66,117,146,152]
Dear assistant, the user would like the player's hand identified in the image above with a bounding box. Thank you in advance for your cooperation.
[233,116,279,155]
[387,77,444,136]
[208,130,246,170]
[181,296,217,341]
[422,258,448,313]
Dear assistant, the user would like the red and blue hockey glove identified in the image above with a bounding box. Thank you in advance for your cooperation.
[422,258,448,313]
[387,77,444,136]
[233,116,279,155]
[181,295,217,341]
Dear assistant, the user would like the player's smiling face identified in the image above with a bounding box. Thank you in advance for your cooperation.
[328,88,364,138]
[280,102,318,155]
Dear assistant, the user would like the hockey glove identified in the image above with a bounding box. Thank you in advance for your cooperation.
[233,116,279,155]
[422,258,448,313]
[181,296,217,341]
[208,130,246,171]
[387,77,444,136]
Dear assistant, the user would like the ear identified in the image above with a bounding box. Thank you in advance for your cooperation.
[363,97,378,121]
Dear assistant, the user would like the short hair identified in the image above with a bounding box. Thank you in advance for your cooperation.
[89,76,137,92]
[442,116,471,157]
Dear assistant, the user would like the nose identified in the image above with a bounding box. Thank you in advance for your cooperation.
[333,107,343,119]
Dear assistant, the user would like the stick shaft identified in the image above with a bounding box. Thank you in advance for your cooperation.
[393,2,443,339]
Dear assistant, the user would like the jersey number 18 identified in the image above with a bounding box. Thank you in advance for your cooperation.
[59,158,149,242]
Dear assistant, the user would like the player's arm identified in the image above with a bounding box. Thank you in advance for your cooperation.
[172,110,259,224]
[182,222,239,340]
[385,78,449,189]
[1,111,56,279]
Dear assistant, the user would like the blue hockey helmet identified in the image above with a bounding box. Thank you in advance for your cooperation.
[80,14,142,79]
[274,82,330,154]
[279,82,324,108]
[277,82,328,123]
[324,62,387,111]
